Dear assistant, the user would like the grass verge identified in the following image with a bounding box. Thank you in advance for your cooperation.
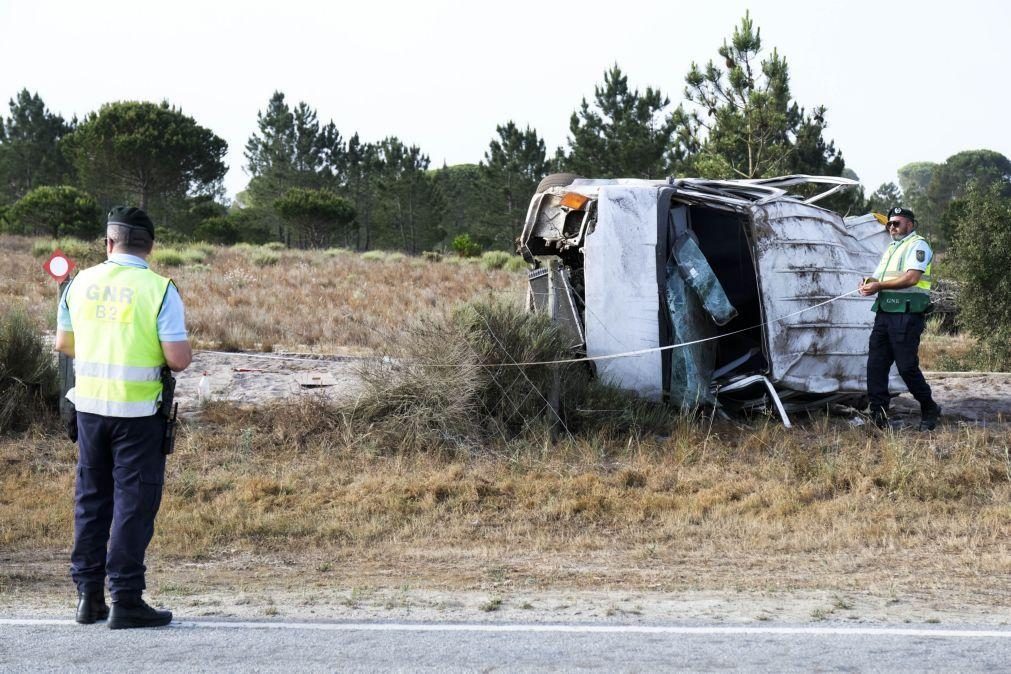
[1,402,1008,598]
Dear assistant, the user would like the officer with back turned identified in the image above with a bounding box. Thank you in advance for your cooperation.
[55,206,192,628]
[858,206,941,431]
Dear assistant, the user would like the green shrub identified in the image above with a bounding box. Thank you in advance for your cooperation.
[444,256,477,266]
[324,247,353,257]
[31,237,105,268]
[949,184,1011,368]
[263,241,286,251]
[504,256,530,273]
[154,226,190,245]
[479,251,513,270]
[150,248,184,267]
[227,207,276,245]
[451,234,481,258]
[193,215,239,245]
[181,248,207,265]
[361,251,387,262]
[251,250,280,267]
[0,308,59,433]
[2,185,102,239]
[273,187,355,248]
[347,300,669,448]
[385,252,407,264]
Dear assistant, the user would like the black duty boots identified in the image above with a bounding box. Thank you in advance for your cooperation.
[919,403,941,432]
[870,408,889,430]
[75,590,109,624]
[108,594,172,629]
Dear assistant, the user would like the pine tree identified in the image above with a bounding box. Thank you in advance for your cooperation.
[0,89,75,203]
[676,11,844,180]
[479,121,549,248]
[563,65,678,178]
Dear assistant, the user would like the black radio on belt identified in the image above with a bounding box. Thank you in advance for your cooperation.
[159,367,178,455]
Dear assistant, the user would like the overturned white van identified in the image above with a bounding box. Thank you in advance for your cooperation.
[518,175,900,425]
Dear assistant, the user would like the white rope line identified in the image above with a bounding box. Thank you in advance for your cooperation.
[195,351,359,363]
[194,289,861,370]
[448,289,862,369]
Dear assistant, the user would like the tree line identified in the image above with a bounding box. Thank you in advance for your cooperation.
[0,12,1007,257]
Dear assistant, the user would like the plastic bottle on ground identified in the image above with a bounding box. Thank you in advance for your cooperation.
[197,372,211,404]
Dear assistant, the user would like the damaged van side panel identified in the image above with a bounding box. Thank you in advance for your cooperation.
[583,186,663,400]
[751,204,905,394]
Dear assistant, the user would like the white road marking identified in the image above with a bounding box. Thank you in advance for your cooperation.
[1,618,1009,638]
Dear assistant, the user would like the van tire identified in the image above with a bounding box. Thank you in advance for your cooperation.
[535,173,582,193]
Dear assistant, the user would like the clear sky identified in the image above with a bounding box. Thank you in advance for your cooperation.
[2,0,1009,200]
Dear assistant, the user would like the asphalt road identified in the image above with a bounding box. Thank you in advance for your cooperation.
[1,618,1010,672]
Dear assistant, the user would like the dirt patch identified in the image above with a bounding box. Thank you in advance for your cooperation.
[899,371,1011,423]
[176,349,1011,425]
[173,350,366,416]
[2,549,1008,626]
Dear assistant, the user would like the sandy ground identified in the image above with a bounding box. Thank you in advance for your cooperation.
[174,348,1011,425]
[891,371,1011,423]
[3,551,1009,626]
[172,349,366,415]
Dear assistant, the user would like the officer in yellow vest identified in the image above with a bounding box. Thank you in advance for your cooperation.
[858,206,940,431]
[55,206,192,628]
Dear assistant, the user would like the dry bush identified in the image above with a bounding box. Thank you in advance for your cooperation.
[0,307,59,433]
[344,300,674,451]
[919,317,979,371]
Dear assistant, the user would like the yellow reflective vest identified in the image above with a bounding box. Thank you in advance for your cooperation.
[67,262,171,417]
[871,232,933,313]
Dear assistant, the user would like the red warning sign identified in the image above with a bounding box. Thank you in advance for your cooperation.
[42,249,75,283]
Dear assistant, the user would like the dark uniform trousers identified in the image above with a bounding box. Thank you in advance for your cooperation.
[867,311,934,413]
[71,411,166,599]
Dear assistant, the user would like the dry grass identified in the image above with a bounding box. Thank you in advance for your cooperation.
[1,235,526,354]
[919,316,979,371]
[3,234,1009,601]
[4,234,974,369]
[2,404,1009,596]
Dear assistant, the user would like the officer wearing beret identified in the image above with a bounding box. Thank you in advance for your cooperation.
[859,206,941,430]
[55,207,192,628]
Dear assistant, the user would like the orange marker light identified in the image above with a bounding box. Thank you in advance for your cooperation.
[559,192,589,211]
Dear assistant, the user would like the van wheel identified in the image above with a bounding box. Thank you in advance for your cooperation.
[536,173,582,193]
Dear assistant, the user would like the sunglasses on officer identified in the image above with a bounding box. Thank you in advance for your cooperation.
[886,220,905,228]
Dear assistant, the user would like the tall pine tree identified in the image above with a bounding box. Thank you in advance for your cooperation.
[0,89,75,203]
[675,11,844,181]
[562,65,678,179]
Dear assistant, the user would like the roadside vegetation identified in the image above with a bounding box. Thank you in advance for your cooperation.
[0,307,58,434]
[5,234,528,354]
[1,250,1009,602]
[2,396,1008,598]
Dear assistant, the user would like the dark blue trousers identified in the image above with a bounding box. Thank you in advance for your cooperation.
[867,311,935,413]
[71,412,165,599]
